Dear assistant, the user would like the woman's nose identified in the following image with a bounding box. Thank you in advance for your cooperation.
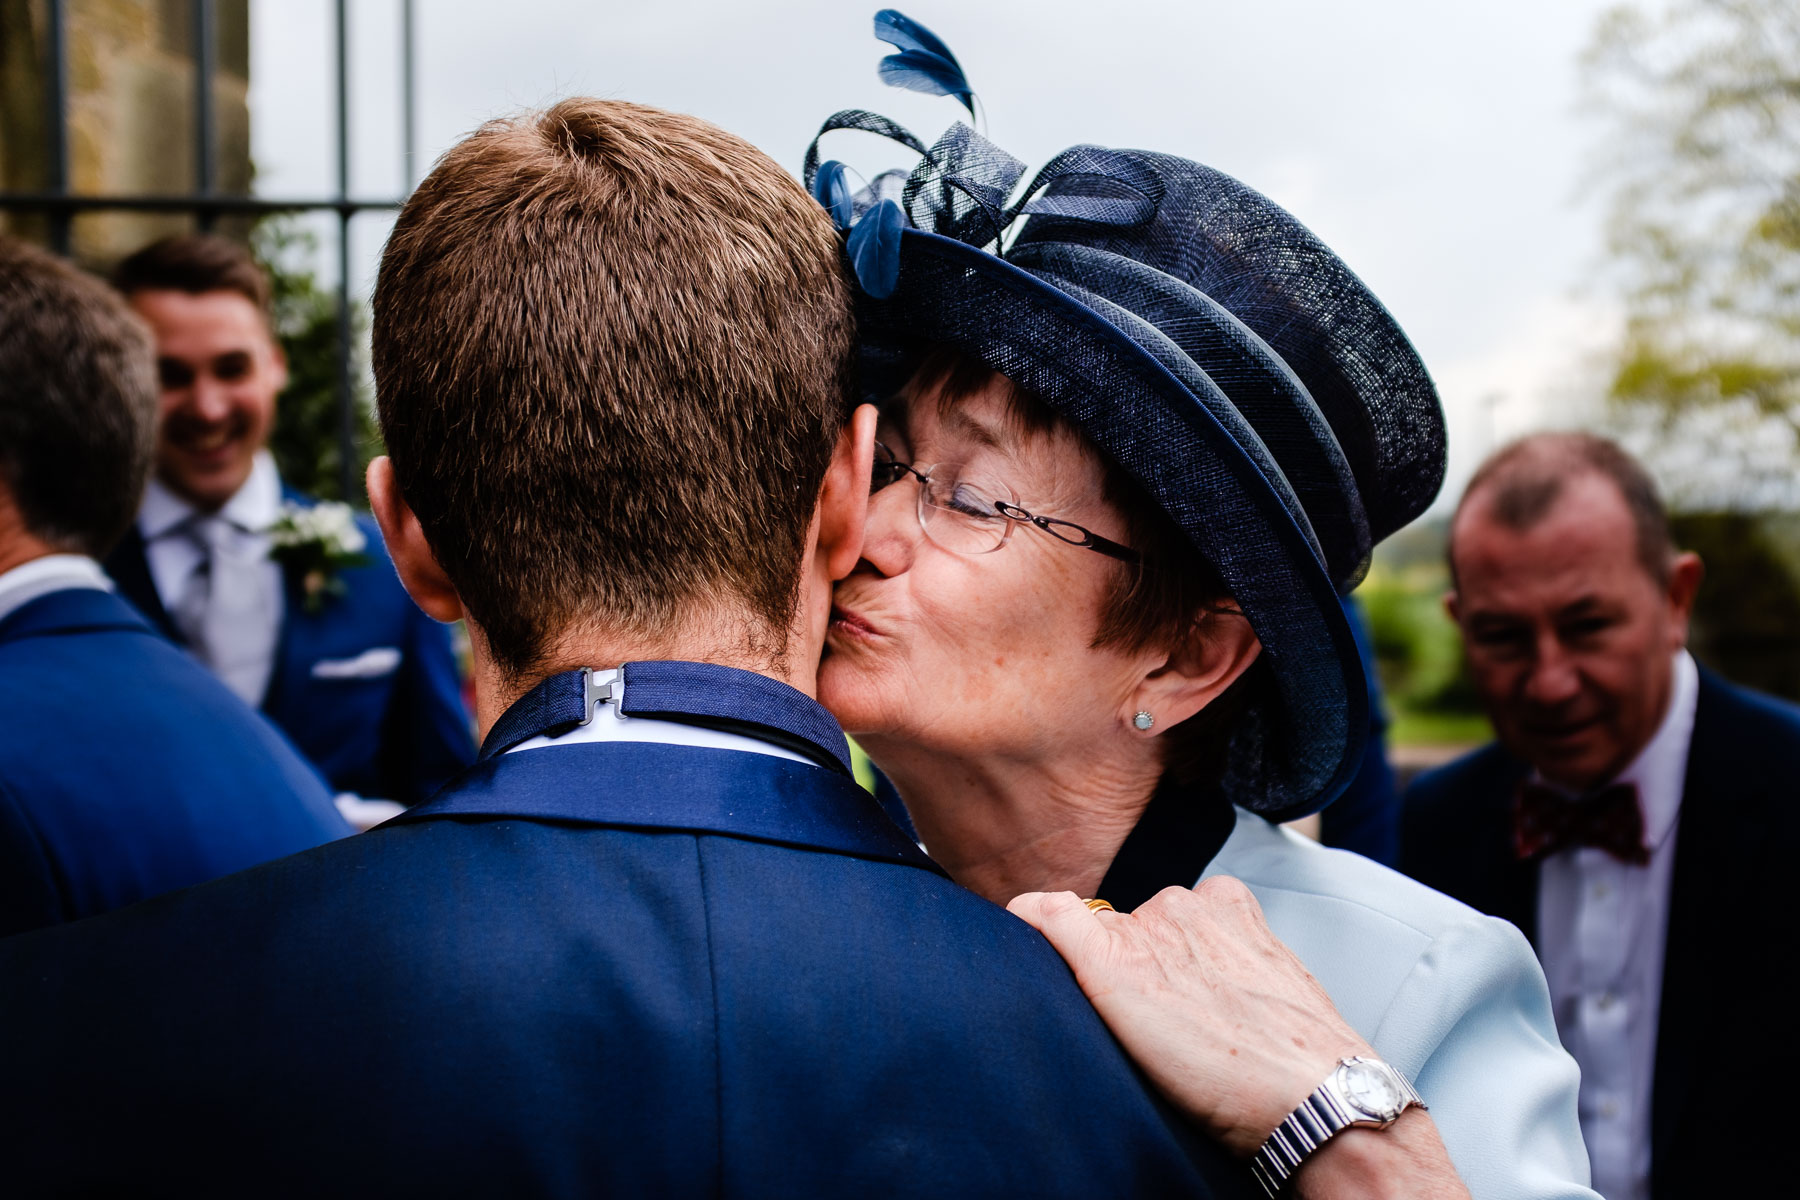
[857,482,921,577]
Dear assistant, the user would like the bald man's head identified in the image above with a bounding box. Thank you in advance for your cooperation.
[1445,433,1701,789]
[1449,432,1674,588]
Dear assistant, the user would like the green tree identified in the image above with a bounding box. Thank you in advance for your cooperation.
[253,219,380,504]
[1584,0,1800,456]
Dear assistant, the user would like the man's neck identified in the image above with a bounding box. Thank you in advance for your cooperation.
[0,539,59,579]
[468,613,817,743]
[0,504,60,577]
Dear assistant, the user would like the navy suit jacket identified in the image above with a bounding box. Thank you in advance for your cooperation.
[0,734,1249,1198]
[1401,670,1800,1199]
[0,587,350,937]
[106,492,475,804]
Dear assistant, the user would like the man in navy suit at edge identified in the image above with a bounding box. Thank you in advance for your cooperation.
[1402,433,1800,1200]
[0,236,350,937]
[0,99,1300,1197]
[103,234,474,810]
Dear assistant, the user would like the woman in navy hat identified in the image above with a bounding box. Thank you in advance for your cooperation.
[811,15,1596,1199]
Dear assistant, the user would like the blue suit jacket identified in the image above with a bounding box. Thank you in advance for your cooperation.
[106,492,475,804]
[1401,670,1800,1199]
[0,731,1246,1198]
[0,587,350,937]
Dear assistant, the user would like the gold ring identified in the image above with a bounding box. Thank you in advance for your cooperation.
[1082,898,1115,913]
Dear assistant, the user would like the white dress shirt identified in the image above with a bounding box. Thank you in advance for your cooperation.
[138,451,286,702]
[1204,809,1597,1200]
[507,668,813,765]
[1535,650,1697,1200]
[0,554,114,624]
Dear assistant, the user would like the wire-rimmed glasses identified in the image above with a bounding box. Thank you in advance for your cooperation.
[871,441,1140,563]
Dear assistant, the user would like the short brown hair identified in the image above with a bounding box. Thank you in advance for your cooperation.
[1452,432,1675,584]
[112,233,272,315]
[373,99,855,678]
[0,237,157,555]
[903,351,1261,788]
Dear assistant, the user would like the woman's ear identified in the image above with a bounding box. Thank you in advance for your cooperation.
[366,457,463,624]
[1126,608,1262,734]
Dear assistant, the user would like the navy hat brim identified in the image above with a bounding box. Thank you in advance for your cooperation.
[1010,240,1374,589]
[858,227,1368,820]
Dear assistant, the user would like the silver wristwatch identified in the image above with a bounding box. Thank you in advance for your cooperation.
[1249,1056,1426,1197]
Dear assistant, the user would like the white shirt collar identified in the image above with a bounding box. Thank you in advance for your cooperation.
[505,668,814,766]
[0,554,114,624]
[1610,649,1699,852]
[140,450,284,540]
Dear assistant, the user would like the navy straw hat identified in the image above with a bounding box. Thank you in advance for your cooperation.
[809,13,1446,820]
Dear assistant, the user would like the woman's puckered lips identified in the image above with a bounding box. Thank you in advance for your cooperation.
[828,604,883,641]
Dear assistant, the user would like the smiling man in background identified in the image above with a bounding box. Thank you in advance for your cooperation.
[1401,432,1800,1200]
[104,235,472,807]
[0,235,348,935]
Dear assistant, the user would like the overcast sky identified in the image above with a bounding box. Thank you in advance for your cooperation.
[249,0,1628,511]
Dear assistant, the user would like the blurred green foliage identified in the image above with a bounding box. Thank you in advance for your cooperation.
[1357,561,1488,747]
[253,220,380,505]
[1585,0,1800,466]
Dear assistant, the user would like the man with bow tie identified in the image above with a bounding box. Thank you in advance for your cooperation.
[103,235,474,808]
[1402,432,1800,1200]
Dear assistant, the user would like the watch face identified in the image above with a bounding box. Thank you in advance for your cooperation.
[1337,1060,1405,1121]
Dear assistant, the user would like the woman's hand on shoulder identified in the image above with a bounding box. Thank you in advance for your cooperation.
[1008,880,1472,1200]
[1007,878,1366,1155]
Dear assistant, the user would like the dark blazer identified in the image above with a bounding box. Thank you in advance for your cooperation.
[1401,669,1800,1199]
[0,587,350,937]
[0,731,1249,1198]
[106,492,475,804]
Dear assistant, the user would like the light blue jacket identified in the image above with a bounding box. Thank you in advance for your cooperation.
[1203,807,1597,1200]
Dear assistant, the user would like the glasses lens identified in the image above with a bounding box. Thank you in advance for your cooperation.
[919,467,1010,554]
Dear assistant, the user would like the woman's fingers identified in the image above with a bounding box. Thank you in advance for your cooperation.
[1011,877,1372,1156]
[1006,890,1116,973]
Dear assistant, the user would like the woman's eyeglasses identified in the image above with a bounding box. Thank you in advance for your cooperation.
[871,441,1140,564]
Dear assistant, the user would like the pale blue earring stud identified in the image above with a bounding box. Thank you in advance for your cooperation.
[1133,711,1154,731]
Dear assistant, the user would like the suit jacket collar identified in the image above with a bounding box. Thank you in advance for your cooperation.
[104,525,182,644]
[391,741,941,874]
[0,586,156,644]
[1650,667,1734,1173]
[1456,747,1540,944]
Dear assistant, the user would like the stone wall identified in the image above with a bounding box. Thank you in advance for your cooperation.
[0,0,250,265]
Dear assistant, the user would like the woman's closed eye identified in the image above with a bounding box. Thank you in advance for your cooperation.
[940,480,1005,519]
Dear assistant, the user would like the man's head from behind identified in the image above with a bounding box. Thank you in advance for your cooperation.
[0,237,157,566]
[113,234,287,512]
[370,99,860,693]
[1447,432,1703,791]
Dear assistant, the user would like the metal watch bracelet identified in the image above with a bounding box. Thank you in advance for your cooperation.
[1249,1056,1425,1197]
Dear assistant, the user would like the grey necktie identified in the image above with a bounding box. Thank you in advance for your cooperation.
[172,513,278,706]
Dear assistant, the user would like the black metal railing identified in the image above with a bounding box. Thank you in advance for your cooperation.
[0,0,417,502]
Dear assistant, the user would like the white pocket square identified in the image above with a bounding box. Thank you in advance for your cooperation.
[310,647,402,680]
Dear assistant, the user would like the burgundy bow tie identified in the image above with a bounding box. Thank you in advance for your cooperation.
[1512,781,1649,866]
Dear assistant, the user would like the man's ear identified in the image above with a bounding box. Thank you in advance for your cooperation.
[366,457,462,623]
[1665,551,1704,642]
[1443,590,1461,625]
[265,327,290,393]
[1127,609,1263,734]
[814,404,878,582]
